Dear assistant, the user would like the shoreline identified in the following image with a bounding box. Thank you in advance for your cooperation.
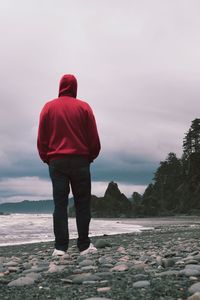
[1,215,200,248]
[1,223,200,299]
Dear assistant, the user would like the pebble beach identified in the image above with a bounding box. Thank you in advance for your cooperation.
[1,221,200,299]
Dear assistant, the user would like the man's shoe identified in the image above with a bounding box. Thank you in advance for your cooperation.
[52,249,66,257]
[80,243,97,256]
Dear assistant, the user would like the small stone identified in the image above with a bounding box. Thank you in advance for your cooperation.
[180,269,200,277]
[79,259,94,267]
[81,266,97,271]
[48,264,65,273]
[29,258,38,265]
[70,273,100,284]
[186,260,199,265]
[186,265,200,271]
[60,278,73,284]
[134,274,149,281]
[192,256,200,262]
[4,261,19,267]
[100,280,109,284]
[190,251,200,256]
[47,262,57,273]
[161,258,175,268]
[132,262,146,271]
[4,270,10,275]
[119,255,129,262]
[59,253,70,260]
[0,257,6,263]
[95,272,113,278]
[133,280,150,288]
[189,282,200,294]
[11,256,21,262]
[83,281,97,285]
[8,276,35,286]
[25,272,41,281]
[188,292,200,299]
[70,253,79,259]
[73,269,83,274]
[115,261,130,266]
[38,261,49,268]
[190,277,198,281]
[7,267,19,272]
[175,260,185,266]
[77,255,85,263]
[101,263,113,268]
[84,298,112,300]
[164,252,176,258]
[155,270,179,277]
[28,255,35,260]
[30,266,48,273]
[95,239,111,249]
[23,262,32,270]
[117,246,127,254]
[58,259,72,265]
[99,256,113,265]
[139,255,152,262]
[149,261,157,266]
[71,245,77,249]
[97,287,111,292]
[111,264,129,272]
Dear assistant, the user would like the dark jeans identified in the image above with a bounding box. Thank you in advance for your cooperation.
[49,156,91,252]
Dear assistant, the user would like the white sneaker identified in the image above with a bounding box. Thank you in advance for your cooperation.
[80,243,97,256]
[52,249,66,257]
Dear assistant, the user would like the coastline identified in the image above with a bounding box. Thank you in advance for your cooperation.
[1,222,200,299]
[0,215,155,247]
[1,214,200,247]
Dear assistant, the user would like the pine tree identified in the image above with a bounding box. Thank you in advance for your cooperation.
[140,153,183,215]
[154,152,183,211]
[180,118,200,211]
[142,184,158,215]
[183,118,200,159]
[131,192,143,215]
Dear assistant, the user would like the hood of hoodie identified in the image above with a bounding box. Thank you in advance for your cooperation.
[58,74,77,98]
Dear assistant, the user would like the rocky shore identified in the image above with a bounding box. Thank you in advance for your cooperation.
[1,223,200,299]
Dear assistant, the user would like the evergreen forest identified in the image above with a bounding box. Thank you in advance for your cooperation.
[132,118,200,216]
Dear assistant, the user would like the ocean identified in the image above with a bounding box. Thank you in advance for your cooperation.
[1,214,199,246]
[0,214,152,246]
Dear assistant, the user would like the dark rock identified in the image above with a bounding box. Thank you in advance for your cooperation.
[95,239,112,249]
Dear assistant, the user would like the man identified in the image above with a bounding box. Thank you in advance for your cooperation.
[37,74,101,256]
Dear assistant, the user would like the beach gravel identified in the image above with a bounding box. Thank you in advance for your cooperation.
[1,222,200,299]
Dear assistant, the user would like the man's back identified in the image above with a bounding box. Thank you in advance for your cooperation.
[37,74,100,163]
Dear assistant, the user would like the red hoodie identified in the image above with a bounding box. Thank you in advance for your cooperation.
[37,74,101,163]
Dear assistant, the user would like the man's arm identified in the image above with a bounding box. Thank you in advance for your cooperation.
[85,105,101,162]
[37,105,49,164]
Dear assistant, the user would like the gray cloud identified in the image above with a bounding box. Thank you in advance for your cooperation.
[91,155,158,184]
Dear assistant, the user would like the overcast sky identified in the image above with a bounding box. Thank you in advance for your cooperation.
[0,0,200,203]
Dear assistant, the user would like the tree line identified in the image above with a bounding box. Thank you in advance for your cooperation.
[132,118,200,216]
